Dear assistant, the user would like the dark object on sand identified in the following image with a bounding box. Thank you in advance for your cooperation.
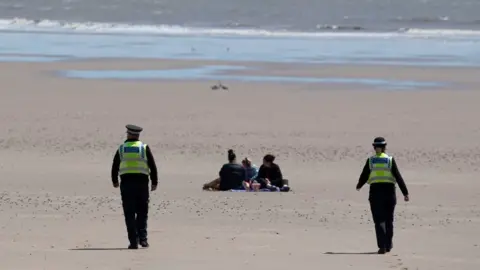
[211,81,228,90]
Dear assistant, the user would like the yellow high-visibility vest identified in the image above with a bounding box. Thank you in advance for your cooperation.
[367,153,396,184]
[118,141,149,175]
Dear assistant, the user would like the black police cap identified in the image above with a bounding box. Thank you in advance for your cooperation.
[372,137,387,146]
[126,124,143,135]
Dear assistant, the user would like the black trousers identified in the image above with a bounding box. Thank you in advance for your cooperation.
[120,177,150,245]
[369,191,396,250]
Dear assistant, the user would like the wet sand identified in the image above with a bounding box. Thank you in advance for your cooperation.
[1,59,480,270]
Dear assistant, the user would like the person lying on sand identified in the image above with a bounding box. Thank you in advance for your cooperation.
[256,154,290,192]
[202,178,220,190]
[202,149,245,191]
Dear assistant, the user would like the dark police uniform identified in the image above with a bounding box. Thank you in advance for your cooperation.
[356,137,409,254]
[111,124,158,249]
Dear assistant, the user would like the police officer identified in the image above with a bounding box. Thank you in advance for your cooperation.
[356,137,409,254]
[111,124,159,249]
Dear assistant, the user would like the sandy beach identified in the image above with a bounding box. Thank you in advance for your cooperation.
[1,59,480,270]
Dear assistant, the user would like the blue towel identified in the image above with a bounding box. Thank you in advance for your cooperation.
[230,186,290,192]
[230,188,280,192]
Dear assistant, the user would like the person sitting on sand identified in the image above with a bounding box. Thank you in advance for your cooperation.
[203,149,245,191]
[256,154,290,192]
[241,157,259,191]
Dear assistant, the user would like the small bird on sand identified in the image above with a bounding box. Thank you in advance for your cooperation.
[211,81,228,90]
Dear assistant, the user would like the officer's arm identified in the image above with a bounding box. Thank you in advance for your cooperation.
[391,158,409,196]
[145,145,159,186]
[111,150,121,185]
[356,158,370,190]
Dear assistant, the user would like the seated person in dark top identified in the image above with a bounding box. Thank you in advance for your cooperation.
[203,149,245,191]
[256,154,290,192]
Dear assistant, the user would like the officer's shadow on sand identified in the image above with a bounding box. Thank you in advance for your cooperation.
[69,248,130,251]
[324,251,378,255]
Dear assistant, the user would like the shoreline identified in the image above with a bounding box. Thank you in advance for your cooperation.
[2,30,480,67]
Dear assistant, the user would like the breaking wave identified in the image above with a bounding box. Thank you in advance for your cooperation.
[1,18,480,39]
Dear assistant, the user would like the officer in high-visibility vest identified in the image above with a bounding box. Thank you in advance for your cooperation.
[356,137,409,254]
[111,124,158,249]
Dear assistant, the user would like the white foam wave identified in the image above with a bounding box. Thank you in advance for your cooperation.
[1,18,480,39]
[0,18,391,37]
[403,28,480,37]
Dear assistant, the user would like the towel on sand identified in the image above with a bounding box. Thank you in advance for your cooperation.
[231,186,291,192]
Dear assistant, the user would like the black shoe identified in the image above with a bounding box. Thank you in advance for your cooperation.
[377,248,386,254]
[139,240,149,248]
[386,248,391,252]
[128,244,138,249]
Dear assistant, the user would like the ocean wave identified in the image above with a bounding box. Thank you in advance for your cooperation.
[0,18,392,37]
[315,24,365,31]
[391,16,480,26]
[1,18,480,39]
[401,28,480,37]
[392,16,450,23]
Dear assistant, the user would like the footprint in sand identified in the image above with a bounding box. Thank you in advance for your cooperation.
[387,255,406,269]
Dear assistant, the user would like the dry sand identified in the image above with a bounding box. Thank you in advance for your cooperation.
[1,59,480,269]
